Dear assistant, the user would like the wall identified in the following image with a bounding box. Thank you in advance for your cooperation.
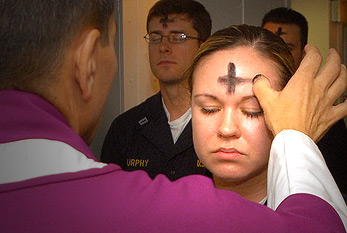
[89,0,123,158]
[200,0,289,31]
[123,0,158,111]
[291,0,330,64]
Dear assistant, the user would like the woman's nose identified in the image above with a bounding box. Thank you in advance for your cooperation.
[218,108,240,139]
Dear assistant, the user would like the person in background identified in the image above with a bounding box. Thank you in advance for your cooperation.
[1,1,347,232]
[101,0,211,180]
[262,7,347,196]
[262,7,307,70]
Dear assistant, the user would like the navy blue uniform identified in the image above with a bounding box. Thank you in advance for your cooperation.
[317,119,347,195]
[101,92,208,180]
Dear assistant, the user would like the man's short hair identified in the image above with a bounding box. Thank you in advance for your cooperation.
[0,0,114,91]
[261,7,308,49]
[146,0,212,42]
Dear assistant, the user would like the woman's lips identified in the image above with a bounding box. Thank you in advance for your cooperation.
[213,148,244,160]
[157,60,176,66]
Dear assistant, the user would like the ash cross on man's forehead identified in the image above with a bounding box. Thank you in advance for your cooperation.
[160,15,175,28]
[275,27,286,36]
[218,62,251,94]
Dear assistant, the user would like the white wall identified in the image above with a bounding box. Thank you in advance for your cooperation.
[200,0,289,31]
[123,0,159,111]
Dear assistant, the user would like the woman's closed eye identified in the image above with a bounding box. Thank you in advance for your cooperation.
[242,110,263,118]
[201,107,220,115]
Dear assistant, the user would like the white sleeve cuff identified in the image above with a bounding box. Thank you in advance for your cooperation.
[267,130,347,229]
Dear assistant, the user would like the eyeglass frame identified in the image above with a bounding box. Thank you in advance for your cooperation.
[143,32,202,44]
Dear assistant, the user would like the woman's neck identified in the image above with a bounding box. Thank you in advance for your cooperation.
[213,168,267,203]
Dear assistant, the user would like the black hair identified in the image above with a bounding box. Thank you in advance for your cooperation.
[261,7,308,49]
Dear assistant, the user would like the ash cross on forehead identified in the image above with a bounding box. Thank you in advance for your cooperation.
[218,62,251,94]
[160,15,174,28]
[275,27,286,36]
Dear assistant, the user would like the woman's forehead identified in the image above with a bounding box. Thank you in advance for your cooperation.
[216,62,253,94]
[193,47,281,91]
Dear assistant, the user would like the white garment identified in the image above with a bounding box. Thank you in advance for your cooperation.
[162,98,192,144]
[0,139,106,184]
[268,130,347,229]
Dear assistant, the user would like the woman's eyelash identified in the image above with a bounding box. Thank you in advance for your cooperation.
[242,110,263,118]
[201,108,220,115]
[200,108,263,117]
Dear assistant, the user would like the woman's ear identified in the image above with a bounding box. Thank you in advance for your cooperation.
[74,29,100,100]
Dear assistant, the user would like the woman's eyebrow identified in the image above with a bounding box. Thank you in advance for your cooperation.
[193,94,218,100]
[240,95,258,102]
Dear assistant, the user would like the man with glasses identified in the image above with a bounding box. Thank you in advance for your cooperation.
[101,0,212,180]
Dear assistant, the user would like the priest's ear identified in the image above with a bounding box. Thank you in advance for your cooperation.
[74,29,100,100]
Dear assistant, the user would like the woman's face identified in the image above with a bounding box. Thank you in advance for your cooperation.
[191,46,281,183]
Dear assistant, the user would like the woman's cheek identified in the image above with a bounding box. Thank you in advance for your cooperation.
[243,118,272,152]
[193,115,214,152]
[240,117,260,132]
[241,117,267,140]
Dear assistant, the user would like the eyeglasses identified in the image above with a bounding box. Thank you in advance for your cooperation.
[144,32,201,44]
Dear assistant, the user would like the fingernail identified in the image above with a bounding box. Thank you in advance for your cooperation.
[252,74,265,84]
